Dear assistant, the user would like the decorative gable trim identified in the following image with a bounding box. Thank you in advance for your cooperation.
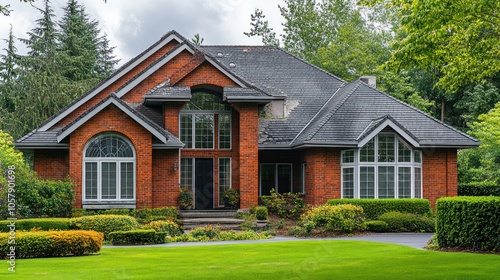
[56,94,168,144]
[38,32,185,132]
[357,116,420,148]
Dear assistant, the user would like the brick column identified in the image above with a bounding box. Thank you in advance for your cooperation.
[235,104,259,209]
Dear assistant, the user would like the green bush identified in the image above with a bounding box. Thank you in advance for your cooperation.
[108,230,167,245]
[458,182,500,196]
[300,204,365,233]
[0,230,103,258]
[0,218,70,232]
[260,190,306,219]
[69,215,139,239]
[327,199,432,220]
[144,220,183,236]
[378,212,435,232]
[255,206,268,220]
[436,196,500,251]
[71,207,179,224]
[364,220,388,232]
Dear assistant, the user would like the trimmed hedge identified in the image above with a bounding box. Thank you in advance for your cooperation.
[0,230,103,258]
[458,182,500,196]
[326,199,432,220]
[436,196,500,251]
[0,218,70,232]
[300,204,365,233]
[71,207,179,224]
[378,212,435,232]
[69,215,139,239]
[108,230,167,245]
[364,220,388,232]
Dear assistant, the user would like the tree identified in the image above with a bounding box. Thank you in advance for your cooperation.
[364,0,500,93]
[0,25,19,112]
[191,33,204,46]
[458,102,500,184]
[244,9,279,47]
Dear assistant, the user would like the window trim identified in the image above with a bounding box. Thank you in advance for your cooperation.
[82,134,136,203]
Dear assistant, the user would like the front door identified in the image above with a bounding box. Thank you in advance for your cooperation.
[194,158,214,210]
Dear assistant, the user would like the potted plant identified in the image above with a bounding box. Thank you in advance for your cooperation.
[223,188,240,209]
[255,206,269,228]
[178,189,193,210]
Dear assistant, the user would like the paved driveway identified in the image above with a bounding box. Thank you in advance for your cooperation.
[105,233,434,249]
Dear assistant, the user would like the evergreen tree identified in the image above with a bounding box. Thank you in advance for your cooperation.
[0,25,19,112]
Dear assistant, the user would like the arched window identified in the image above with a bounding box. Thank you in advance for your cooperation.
[83,134,135,202]
[180,91,231,149]
[341,133,422,199]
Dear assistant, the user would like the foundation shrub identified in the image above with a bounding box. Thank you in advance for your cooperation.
[300,204,365,233]
[436,196,500,251]
[0,230,103,258]
[364,220,389,232]
[260,190,306,219]
[108,230,167,245]
[327,199,432,220]
[0,218,70,232]
[69,215,139,239]
[144,220,183,237]
[378,212,435,232]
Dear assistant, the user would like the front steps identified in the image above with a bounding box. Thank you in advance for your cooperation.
[180,210,245,230]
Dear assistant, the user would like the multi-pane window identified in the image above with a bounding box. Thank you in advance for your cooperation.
[83,134,135,202]
[180,158,193,191]
[341,133,422,199]
[180,92,231,149]
[219,158,231,205]
[259,163,293,196]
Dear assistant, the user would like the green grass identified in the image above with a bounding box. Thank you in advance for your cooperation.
[2,240,499,279]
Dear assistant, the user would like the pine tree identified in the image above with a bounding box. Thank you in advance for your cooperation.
[0,25,19,112]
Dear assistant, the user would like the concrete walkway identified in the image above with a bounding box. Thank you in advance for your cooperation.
[105,233,434,250]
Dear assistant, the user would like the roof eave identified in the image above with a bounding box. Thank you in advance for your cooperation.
[14,143,69,149]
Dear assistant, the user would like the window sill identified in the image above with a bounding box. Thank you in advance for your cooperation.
[82,201,136,209]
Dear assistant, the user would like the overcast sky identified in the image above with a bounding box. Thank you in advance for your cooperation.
[0,0,284,66]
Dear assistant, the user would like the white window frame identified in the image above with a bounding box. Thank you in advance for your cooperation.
[341,133,423,199]
[218,157,232,206]
[83,134,136,203]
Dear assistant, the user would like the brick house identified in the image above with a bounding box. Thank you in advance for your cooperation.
[15,31,479,210]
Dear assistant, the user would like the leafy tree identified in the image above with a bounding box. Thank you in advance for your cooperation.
[363,0,500,93]
[458,102,500,184]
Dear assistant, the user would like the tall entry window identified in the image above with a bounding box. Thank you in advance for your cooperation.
[180,92,231,149]
[83,134,135,203]
[341,133,422,199]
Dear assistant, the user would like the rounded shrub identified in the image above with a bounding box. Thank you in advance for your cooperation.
[300,204,365,233]
[145,220,183,236]
[364,220,388,232]
[69,215,139,239]
[0,230,103,258]
[255,206,268,220]
[378,211,435,232]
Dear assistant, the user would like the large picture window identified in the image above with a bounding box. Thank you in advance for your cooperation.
[259,163,293,196]
[341,133,422,199]
[180,92,231,149]
[83,134,135,202]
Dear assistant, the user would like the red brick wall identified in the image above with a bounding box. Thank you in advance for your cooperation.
[34,150,69,180]
[423,148,458,207]
[152,150,180,208]
[301,148,341,205]
[69,105,153,208]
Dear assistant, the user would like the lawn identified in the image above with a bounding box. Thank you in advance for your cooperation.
[2,240,499,279]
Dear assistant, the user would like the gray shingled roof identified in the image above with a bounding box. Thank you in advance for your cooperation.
[291,80,479,148]
[15,33,479,150]
[201,46,346,145]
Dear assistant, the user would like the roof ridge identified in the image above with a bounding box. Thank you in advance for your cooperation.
[361,82,480,143]
[302,81,361,142]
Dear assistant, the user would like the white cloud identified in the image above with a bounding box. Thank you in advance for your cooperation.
[0,0,284,66]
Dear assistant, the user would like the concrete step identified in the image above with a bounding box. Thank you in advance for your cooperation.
[179,210,238,219]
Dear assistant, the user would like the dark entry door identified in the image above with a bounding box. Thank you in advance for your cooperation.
[195,159,214,210]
